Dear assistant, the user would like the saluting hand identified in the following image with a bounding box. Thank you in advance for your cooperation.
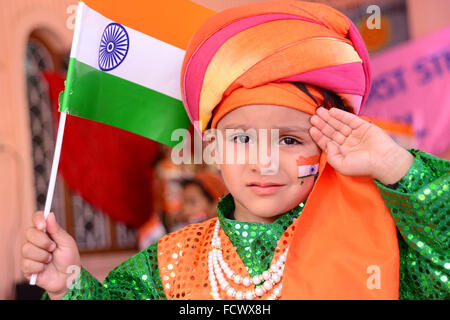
[309,107,414,185]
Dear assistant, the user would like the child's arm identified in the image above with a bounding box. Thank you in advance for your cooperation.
[310,108,449,299]
[23,210,166,300]
[40,265,104,300]
[375,149,449,299]
[58,243,166,300]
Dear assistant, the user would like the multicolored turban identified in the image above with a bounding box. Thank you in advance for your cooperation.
[181,0,371,135]
[180,0,400,299]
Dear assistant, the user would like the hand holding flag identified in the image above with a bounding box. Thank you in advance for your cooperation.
[25,0,215,286]
[22,211,81,299]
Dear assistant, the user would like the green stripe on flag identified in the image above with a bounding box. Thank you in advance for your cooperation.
[59,58,190,148]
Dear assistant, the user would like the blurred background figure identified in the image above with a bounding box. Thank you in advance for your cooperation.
[137,213,166,251]
[138,144,193,250]
[180,168,229,224]
[152,144,192,232]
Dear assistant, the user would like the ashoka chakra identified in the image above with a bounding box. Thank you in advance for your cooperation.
[98,23,129,71]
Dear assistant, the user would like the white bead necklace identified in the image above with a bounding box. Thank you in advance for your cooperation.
[208,220,288,300]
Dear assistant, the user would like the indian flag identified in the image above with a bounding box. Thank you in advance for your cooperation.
[60,0,214,147]
[297,155,320,178]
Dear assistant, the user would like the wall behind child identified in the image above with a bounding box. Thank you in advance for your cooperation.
[1,0,449,299]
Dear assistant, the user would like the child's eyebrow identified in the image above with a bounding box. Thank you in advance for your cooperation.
[277,125,310,133]
[222,124,310,132]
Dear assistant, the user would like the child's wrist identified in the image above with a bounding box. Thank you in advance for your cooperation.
[373,146,414,185]
[47,288,69,300]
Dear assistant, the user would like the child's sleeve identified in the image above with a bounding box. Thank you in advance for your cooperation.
[374,149,449,299]
[43,243,166,300]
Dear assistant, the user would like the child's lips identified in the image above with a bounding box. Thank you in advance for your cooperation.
[247,182,285,195]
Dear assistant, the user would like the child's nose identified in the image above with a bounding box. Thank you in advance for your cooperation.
[248,140,279,175]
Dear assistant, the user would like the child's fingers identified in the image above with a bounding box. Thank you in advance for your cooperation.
[309,127,331,151]
[23,273,37,284]
[22,258,46,274]
[325,141,344,169]
[25,227,56,251]
[316,107,352,137]
[329,107,365,130]
[310,114,346,144]
[32,211,47,231]
[22,242,53,263]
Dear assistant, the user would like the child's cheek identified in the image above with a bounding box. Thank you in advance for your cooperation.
[296,154,321,184]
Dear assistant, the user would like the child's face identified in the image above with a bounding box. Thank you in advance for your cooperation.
[182,183,215,220]
[214,105,321,223]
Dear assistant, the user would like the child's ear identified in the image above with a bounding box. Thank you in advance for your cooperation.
[214,138,221,171]
[204,128,222,171]
[214,139,222,172]
[212,135,222,172]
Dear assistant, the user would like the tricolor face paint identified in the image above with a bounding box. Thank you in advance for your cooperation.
[296,155,320,183]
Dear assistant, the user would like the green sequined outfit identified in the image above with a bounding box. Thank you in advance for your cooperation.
[45,149,448,300]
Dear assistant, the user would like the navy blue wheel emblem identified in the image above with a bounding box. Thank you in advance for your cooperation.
[98,23,129,71]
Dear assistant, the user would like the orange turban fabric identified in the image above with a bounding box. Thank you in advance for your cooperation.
[180,0,399,299]
[181,0,371,135]
[210,82,325,129]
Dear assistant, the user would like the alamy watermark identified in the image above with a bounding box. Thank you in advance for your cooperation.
[66,265,81,290]
[66,4,78,30]
[170,122,280,175]
[366,265,381,290]
[366,5,381,30]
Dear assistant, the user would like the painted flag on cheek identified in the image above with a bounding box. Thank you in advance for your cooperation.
[60,0,214,147]
[296,154,320,178]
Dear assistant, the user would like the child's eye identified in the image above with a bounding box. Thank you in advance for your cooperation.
[279,137,302,145]
[233,134,253,144]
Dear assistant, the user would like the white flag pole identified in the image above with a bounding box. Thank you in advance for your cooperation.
[29,111,67,285]
[29,2,84,286]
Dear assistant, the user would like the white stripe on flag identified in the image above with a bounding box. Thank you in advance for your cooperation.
[73,2,185,100]
[298,164,319,177]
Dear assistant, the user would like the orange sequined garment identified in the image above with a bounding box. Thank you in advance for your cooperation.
[157,214,294,300]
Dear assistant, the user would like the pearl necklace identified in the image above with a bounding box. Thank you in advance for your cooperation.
[208,220,288,300]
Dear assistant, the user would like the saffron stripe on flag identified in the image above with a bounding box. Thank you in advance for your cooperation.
[81,0,215,50]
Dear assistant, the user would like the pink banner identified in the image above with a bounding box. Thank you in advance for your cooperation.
[361,26,450,155]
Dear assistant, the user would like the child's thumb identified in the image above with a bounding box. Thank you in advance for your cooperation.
[46,212,72,246]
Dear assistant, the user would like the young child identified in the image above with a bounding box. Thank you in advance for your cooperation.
[21,0,448,300]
